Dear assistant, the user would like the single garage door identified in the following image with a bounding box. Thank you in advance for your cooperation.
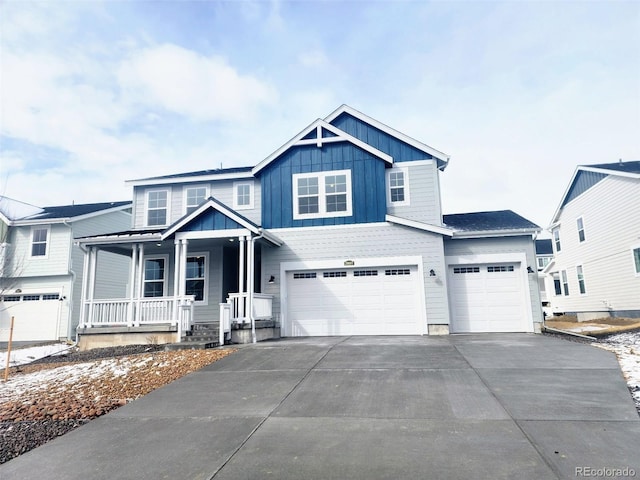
[0,293,61,341]
[286,265,423,336]
[448,263,529,333]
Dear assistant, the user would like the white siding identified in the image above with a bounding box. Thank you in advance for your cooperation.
[548,175,640,314]
[387,161,443,225]
[444,236,543,325]
[262,223,449,328]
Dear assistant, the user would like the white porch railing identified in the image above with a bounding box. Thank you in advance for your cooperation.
[226,293,273,322]
[80,296,195,337]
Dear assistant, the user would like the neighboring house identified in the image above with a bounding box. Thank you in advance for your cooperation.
[0,197,132,342]
[535,238,554,317]
[76,105,542,348]
[544,160,640,320]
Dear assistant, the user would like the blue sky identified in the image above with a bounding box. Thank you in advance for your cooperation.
[1,0,638,231]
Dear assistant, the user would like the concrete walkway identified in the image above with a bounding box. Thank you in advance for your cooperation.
[1,334,639,479]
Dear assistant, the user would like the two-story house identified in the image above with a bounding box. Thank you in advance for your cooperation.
[0,197,132,342]
[544,161,640,320]
[75,105,542,348]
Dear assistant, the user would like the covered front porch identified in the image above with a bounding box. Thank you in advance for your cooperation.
[75,198,283,349]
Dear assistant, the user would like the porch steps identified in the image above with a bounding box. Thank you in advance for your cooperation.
[171,322,221,349]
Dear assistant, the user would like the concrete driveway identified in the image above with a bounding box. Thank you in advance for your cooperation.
[1,334,639,479]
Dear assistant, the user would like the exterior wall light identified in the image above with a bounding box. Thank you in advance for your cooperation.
[429,269,436,277]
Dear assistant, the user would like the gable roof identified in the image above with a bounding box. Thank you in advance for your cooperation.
[443,210,540,238]
[127,166,254,186]
[549,160,640,226]
[3,198,131,226]
[0,196,44,223]
[324,105,450,170]
[252,117,393,175]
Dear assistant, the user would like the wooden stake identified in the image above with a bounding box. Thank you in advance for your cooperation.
[3,316,15,382]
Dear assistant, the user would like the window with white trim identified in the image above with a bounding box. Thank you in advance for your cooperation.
[292,170,352,220]
[561,270,569,296]
[632,246,640,276]
[30,226,49,257]
[143,257,167,297]
[576,265,586,294]
[387,168,409,206]
[185,254,207,302]
[147,190,169,226]
[233,182,254,210]
[185,186,208,215]
[577,217,585,242]
[552,272,562,296]
[553,228,561,253]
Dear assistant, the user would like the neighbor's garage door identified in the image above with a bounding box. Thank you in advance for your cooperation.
[448,263,529,333]
[286,266,423,336]
[0,293,61,342]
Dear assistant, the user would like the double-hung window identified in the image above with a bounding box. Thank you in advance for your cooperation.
[293,170,352,220]
[387,168,409,206]
[553,229,561,253]
[185,254,207,302]
[632,246,640,276]
[147,190,169,226]
[561,270,569,296]
[233,182,254,210]
[31,227,49,257]
[552,272,562,296]
[185,186,208,215]
[143,257,167,297]
[577,217,585,242]
[576,265,586,294]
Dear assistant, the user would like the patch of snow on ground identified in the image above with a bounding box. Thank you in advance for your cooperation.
[594,331,640,409]
[0,343,72,369]
[567,325,608,333]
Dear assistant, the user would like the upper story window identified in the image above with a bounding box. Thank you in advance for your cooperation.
[292,170,352,220]
[537,256,551,270]
[233,181,254,210]
[185,186,208,215]
[553,228,561,253]
[147,190,169,226]
[387,168,410,206]
[577,217,585,242]
[632,246,640,276]
[143,257,167,297]
[30,226,49,258]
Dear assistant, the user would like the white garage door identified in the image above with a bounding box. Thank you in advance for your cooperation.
[286,265,423,336]
[0,293,61,342]
[448,263,529,333]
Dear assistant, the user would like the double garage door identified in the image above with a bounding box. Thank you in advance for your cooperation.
[447,263,530,333]
[286,265,423,336]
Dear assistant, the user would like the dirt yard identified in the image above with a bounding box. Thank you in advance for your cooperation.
[544,315,640,336]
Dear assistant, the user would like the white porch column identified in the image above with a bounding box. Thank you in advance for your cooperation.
[173,239,181,323]
[247,235,256,343]
[127,244,139,327]
[86,246,98,327]
[134,243,145,326]
[78,246,91,328]
[178,239,188,297]
[238,235,246,318]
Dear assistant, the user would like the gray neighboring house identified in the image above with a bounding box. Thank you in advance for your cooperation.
[0,197,132,342]
[535,238,554,317]
[544,160,640,320]
[75,105,543,348]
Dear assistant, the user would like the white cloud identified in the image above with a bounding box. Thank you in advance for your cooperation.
[117,44,277,122]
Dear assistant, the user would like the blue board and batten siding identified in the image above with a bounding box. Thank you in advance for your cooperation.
[182,209,243,231]
[330,113,433,163]
[260,143,387,229]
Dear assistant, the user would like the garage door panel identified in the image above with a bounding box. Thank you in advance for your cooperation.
[287,265,422,336]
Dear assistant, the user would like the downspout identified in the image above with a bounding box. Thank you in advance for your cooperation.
[63,219,77,343]
[248,229,265,344]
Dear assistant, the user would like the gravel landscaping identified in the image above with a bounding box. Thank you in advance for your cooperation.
[0,345,235,464]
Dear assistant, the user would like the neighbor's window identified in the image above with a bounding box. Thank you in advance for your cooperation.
[185,186,208,215]
[552,273,562,296]
[31,227,49,257]
[147,190,169,226]
[185,254,207,302]
[553,229,561,253]
[233,182,254,209]
[633,247,640,276]
[387,168,409,206]
[561,270,569,296]
[537,257,551,270]
[576,265,586,294]
[577,217,585,243]
[143,257,166,297]
[293,170,352,220]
